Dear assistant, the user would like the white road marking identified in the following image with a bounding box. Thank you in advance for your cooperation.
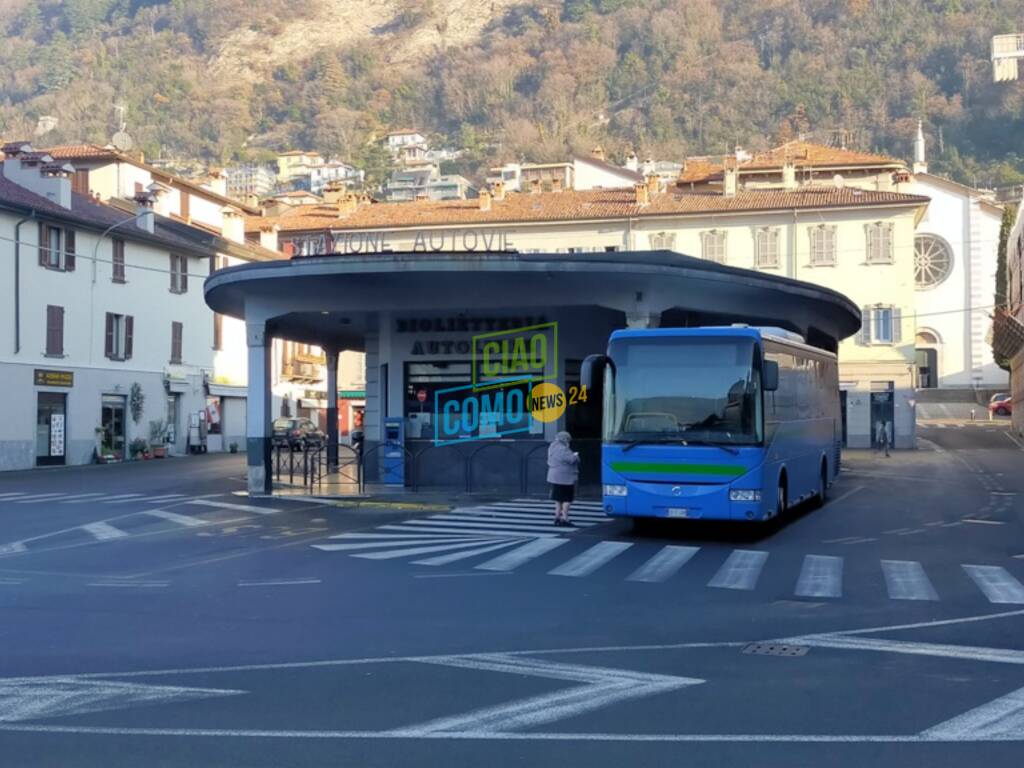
[548,541,633,577]
[412,540,526,566]
[825,485,864,506]
[794,555,843,598]
[963,519,1006,526]
[402,518,567,533]
[81,522,129,541]
[707,550,768,590]
[355,539,517,561]
[0,679,243,723]
[141,509,207,528]
[469,505,607,520]
[921,685,1024,739]
[785,635,1024,666]
[106,494,187,505]
[0,578,25,585]
[90,494,144,503]
[237,578,321,587]
[379,524,561,538]
[87,581,169,588]
[627,545,699,583]
[450,509,604,525]
[881,560,938,601]
[43,493,106,504]
[388,654,703,735]
[0,493,27,499]
[313,536,497,552]
[476,538,570,571]
[11,493,65,503]
[187,500,278,516]
[0,542,27,555]
[963,565,1024,604]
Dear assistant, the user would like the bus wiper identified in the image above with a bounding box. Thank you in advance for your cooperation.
[677,438,740,456]
[619,437,679,453]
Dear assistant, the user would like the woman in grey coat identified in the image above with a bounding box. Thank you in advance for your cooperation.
[547,431,580,527]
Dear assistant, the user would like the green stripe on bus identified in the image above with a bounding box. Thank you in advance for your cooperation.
[610,461,746,476]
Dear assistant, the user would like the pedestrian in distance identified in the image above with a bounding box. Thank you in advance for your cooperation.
[547,430,580,527]
[876,418,891,458]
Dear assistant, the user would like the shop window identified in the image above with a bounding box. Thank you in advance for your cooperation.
[206,397,222,434]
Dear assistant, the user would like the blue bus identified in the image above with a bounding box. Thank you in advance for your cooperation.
[583,326,840,523]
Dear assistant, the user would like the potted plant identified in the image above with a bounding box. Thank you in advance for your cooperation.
[149,419,168,458]
[129,437,148,461]
[229,441,239,454]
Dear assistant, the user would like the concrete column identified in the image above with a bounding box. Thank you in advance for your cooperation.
[246,320,272,495]
[625,310,661,329]
[325,346,339,471]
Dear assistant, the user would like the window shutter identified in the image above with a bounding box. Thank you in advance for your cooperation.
[46,305,63,356]
[125,315,134,359]
[64,229,76,271]
[859,307,872,346]
[180,257,188,292]
[171,321,182,364]
[105,313,114,358]
[38,223,49,266]
[169,254,176,291]
[213,313,223,351]
[56,306,64,355]
[180,189,190,221]
[892,308,902,344]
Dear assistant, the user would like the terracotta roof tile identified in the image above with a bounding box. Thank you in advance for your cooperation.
[246,186,928,235]
[678,140,904,184]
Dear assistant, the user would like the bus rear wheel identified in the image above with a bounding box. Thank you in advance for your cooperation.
[812,463,828,508]
[775,482,787,519]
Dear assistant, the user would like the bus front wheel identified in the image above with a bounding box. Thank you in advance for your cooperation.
[775,481,787,519]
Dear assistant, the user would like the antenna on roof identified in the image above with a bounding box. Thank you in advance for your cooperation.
[111,103,134,152]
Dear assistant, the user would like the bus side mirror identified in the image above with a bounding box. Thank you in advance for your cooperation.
[581,354,609,390]
[763,360,779,392]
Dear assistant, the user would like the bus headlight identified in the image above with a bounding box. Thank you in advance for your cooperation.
[604,484,628,497]
[729,489,761,502]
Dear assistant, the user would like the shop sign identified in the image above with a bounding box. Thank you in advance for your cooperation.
[330,229,516,255]
[396,316,547,334]
[338,390,366,398]
[34,369,74,387]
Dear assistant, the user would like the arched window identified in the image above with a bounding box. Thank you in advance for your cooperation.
[914,234,954,289]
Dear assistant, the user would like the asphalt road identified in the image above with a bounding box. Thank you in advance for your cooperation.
[0,425,1022,767]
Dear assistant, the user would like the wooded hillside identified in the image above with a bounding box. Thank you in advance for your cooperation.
[2,1,1022,186]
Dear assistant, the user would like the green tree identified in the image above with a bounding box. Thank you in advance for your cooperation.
[993,203,1017,372]
[353,140,394,191]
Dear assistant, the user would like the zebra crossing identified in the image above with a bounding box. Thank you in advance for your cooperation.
[0,496,286,556]
[0,491,192,506]
[311,499,1024,606]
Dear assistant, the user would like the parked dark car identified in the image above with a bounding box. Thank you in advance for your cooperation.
[272,418,325,450]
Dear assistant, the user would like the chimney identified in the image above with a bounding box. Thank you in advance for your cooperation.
[203,169,227,197]
[781,161,797,190]
[551,177,563,193]
[220,206,244,243]
[147,181,173,217]
[259,223,280,252]
[529,178,542,194]
[624,150,639,172]
[913,120,927,174]
[492,179,506,201]
[323,182,345,204]
[723,165,738,197]
[641,157,655,177]
[634,182,650,206]
[591,145,606,162]
[2,146,73,210]
[134,192,155,233]
[645,173,659,198]
[478,187,492,212]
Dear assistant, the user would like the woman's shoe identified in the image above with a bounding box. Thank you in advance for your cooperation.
[562,520,577,528]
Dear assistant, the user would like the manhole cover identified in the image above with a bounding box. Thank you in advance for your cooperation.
[742,643,809,657]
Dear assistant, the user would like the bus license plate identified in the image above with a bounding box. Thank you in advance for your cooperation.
[666,508,689,518]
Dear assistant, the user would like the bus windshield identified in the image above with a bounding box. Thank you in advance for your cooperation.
[604,336,763,446]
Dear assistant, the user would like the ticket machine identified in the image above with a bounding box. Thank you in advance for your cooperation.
[382,417,405,485]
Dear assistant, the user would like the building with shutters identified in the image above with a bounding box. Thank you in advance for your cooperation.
[0,144,230,469]
[37,142,354,451]
[244,149,929,450]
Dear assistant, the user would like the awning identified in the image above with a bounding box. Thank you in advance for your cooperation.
[165,379,191,394]
[299,398,329,409]
[208,383,248,398]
